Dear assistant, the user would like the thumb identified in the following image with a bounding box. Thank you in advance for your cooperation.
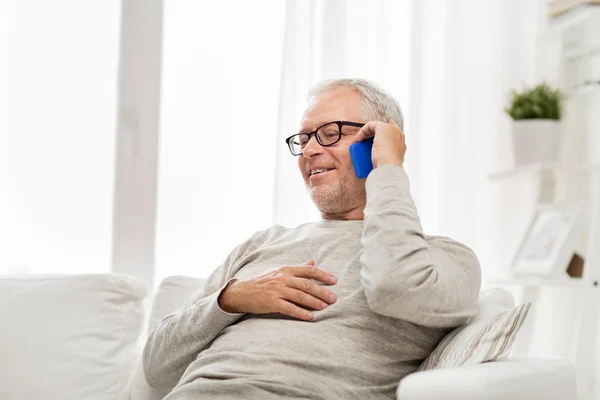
[305,260,315,265]
[389,118,399,127]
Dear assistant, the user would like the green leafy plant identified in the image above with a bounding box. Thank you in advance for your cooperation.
[504,82,564,121]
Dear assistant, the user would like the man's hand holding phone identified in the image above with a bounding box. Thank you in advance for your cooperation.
[352,119,406,169]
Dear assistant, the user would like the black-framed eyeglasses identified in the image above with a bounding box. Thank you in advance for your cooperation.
[285,120,365,156]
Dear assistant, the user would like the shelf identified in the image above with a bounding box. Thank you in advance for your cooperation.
[548,3,600,31]
[562,47,600,60]
[566,81,600,96]
[488,162,600,180]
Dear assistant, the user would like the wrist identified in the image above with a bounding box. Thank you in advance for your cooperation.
[375,159,403,168]
[218,279,240,314]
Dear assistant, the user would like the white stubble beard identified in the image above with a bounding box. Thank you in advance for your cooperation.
[306,172,365,214]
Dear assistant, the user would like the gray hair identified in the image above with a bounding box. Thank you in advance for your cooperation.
[308,78,404,130]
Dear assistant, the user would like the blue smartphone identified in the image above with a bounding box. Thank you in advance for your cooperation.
[349,138,374,179]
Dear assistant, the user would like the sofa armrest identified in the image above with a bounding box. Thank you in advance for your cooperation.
[396,357,577,400]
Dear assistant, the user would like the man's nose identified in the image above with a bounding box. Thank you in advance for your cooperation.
[302,135,323,158]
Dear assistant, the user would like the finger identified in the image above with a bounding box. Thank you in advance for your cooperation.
[282,288,329,310]
[288,277,337,304]
[282,260,313,270]
[352,121,380,144]
[290,265,338,285]
[389,118,399,127]
[275,299,314,321]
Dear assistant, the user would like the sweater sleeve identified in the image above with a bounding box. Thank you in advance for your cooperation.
[360,165,482,329]
[142,234,260,389]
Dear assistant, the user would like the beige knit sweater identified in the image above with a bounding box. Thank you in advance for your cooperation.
[143,165,482,400]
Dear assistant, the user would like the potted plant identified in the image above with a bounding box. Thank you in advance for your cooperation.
[504,82,564,165]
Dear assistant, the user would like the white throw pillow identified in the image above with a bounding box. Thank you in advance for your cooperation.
[418,302,531,371]
[0,273,147,400]
[119,275,205,400]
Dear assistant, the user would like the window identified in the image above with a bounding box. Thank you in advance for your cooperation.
[154,1,286,284]
[0,1,120,273]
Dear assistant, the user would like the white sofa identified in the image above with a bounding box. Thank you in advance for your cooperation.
[0,273,578,400]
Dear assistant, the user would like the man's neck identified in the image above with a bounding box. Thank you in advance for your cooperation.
[320,206,364,221]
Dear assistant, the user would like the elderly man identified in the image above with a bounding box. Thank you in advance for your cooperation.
[143,78,482,399]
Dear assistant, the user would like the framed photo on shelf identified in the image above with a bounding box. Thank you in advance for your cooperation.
[511,202,585,277]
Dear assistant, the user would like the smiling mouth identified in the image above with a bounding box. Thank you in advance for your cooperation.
[309,168,335,177]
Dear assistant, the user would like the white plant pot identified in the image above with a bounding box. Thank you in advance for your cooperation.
[511,119,561,166]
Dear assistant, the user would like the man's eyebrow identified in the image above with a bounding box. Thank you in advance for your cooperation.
[298,124,315,133]
[299,121,329,133]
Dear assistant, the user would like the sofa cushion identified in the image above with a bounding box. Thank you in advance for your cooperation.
[398,357,577,400]
[417,302,531,371]
[0,273,147,400]
[118,275,205,400]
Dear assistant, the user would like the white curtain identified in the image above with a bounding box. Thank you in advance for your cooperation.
[0,0,120,274]
[154,0,286,285]
[273,0,546,280]
[417,0,544,280]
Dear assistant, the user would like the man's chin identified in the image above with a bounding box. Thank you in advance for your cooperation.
[308,184,330,197]
[309,186,338,207]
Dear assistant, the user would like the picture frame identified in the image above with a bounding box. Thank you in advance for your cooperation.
[511,201,586,277]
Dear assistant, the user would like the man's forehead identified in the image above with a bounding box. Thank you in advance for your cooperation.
[300,104,341,130]
[300,92,361,130]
